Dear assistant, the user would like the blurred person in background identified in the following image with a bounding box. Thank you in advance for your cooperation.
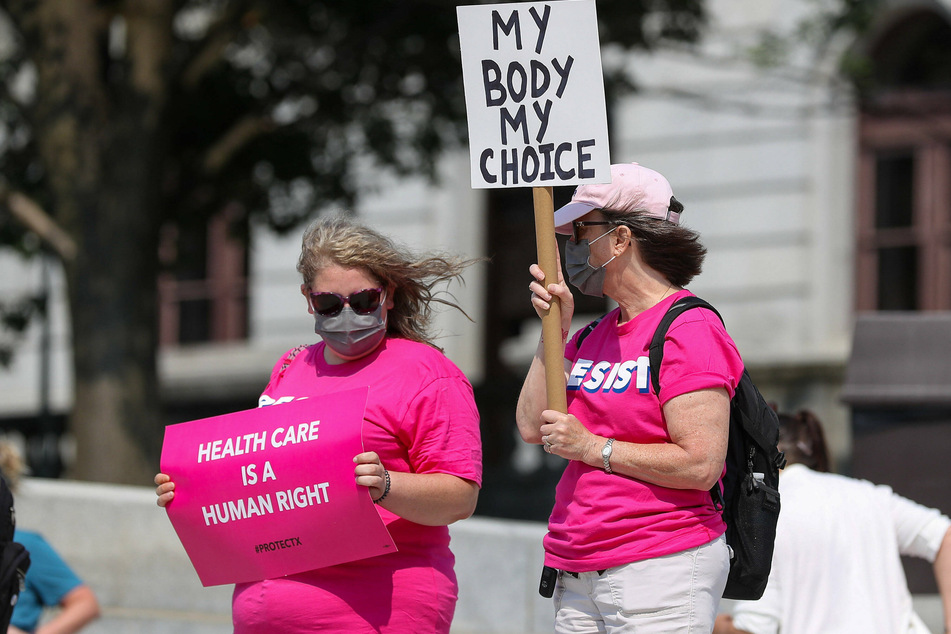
[0,442,100,634]
[155,212,482,633]
[714,410,951,634]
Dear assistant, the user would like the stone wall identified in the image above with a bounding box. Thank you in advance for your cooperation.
[13,478,551,634]
[13,478,944,633]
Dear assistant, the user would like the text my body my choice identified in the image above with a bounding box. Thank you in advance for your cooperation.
[476,5,596,186]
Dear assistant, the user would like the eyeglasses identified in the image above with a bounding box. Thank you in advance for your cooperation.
[309,287,384,317]
[572,220,618,243]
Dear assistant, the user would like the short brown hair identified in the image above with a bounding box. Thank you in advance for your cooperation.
[777,410,831,473]
[600,210,706,287]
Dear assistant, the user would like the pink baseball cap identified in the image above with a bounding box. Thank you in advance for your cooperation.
[553,162,683,234]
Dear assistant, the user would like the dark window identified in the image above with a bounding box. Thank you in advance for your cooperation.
[855,9,951,312]
[159,208,248,346]
[874,153,914,229]
[877,246,918,310]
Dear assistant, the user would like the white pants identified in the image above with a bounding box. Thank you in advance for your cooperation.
[553,534,729,633]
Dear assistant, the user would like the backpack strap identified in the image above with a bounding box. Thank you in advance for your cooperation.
[649,298,776,455]
[575,315,605,348]
[647,295,727,508]
[649,296,722,397]
[277,344,309,378]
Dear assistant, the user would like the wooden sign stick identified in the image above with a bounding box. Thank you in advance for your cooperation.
[532,186,568,414]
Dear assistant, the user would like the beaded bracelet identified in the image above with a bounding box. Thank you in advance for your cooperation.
[373,467,391,504]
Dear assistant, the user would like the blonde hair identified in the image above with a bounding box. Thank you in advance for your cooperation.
[0,440,27,491]
[297,211,478,348]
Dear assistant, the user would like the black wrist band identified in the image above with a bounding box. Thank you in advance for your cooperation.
[373,467,391,504]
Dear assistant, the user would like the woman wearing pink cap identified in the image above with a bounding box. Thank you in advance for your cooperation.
[517,162,743,633]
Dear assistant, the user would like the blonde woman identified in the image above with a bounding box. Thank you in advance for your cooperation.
[155,212,482,633]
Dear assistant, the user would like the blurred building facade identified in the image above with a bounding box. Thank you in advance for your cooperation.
[1,0,949,536]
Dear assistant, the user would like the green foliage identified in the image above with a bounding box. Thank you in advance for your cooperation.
[0,0,707,233]
[745,0,882,75]
[0,0,708,362]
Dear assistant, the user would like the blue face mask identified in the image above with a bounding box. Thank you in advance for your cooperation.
[314,301,387,359]
[565,227,618,297]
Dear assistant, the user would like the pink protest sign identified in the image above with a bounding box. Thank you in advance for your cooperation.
[160,387,396,587]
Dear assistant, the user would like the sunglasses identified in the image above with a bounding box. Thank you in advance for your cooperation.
[309,287,385,317]
[571,220,618,243]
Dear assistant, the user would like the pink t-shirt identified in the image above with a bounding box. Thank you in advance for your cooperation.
[543,290,743,572]
[231,337,482,634]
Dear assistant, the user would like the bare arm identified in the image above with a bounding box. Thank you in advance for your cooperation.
[613,387,730,490]
[516,340,571,444]
[354,452,479,526]
[515,261,574,444]
[34,585,100,634]
[539,387,730,491]
[934,526,951,634]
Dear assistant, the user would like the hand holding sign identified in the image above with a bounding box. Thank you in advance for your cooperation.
[458,0,611,412]
[159,388,396,587]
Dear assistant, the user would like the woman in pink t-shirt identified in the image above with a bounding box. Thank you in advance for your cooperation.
[517,163,742,633]
[155,212,483,633]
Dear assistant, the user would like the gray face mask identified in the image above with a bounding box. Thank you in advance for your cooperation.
[314,302,387,359]
[565,227,618,297]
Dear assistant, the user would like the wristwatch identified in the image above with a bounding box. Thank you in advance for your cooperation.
[601,438,615,474]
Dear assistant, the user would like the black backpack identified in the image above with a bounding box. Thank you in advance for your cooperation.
[648,296,784,600]
[0,477,29,630]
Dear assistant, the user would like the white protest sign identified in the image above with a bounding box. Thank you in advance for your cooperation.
[457,0,610,189]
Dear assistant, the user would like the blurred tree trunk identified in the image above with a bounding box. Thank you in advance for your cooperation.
[23,0,173,483]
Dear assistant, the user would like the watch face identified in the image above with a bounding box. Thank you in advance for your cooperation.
[601,439,613,473]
